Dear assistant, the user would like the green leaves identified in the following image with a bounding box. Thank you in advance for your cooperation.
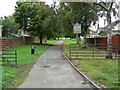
[14,2,57,43]
[2,16,20,37]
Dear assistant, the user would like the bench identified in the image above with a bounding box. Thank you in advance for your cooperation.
[0,50,17,67]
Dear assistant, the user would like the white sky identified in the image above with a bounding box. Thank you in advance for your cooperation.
[0,0,54,17]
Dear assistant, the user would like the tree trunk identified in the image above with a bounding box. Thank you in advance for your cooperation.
[83,34,87,48]
[106,13,113,59]
[58,37,59,40]
[54,38,56,40]
[39,35,42,44]
[106,30,113,59]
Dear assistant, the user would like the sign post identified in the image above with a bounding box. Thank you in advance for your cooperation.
[74,23,81,44]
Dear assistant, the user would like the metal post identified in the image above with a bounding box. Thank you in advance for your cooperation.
[15,50,17,68]
[76,34,79,44]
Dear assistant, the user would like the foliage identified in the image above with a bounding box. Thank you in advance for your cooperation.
[98,31,107,37]
[58,2,98,37]
[1,16,20,37]
[14,2,34,30]
[14,2,59,44]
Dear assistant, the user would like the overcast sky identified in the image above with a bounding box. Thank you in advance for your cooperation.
[0,0,55,17]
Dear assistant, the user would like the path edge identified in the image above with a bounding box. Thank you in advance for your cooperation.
[62,50,102,89]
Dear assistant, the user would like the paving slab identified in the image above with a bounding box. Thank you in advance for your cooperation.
[18,41,92,88]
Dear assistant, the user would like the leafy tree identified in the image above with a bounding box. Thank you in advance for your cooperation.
[28,2,55,43]
[14,2,34,34]
[14,2,56,44]
[58,2,98,45]
[57,3,75,38]
[1,16,20,37]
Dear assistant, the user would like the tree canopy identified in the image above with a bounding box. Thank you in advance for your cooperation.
[1,16,20,37]
[14,2,59,43]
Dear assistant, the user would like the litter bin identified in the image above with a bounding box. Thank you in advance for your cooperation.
[31,46,35,54]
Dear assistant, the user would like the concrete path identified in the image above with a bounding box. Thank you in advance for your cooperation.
[18,41,92,88]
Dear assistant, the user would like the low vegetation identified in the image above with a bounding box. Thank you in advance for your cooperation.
[63,38,119,88]
[73,60,118,88]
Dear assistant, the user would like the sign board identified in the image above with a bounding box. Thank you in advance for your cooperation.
[74,23,81,34]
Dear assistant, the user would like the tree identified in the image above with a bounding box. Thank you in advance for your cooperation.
[95,1,120,59]
[1,16,20,37]
[57,3,75,38]
[14,2,34,34]
[28,2,55,44]
[14,2,56,44]
[58,2,98,45]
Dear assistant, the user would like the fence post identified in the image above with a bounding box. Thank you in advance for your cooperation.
[15,50,17,67]
[76,45,77,60]
[93,44,94,59]
[69,44,71,60]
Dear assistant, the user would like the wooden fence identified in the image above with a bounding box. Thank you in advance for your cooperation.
[0,37,46,50]
[86,34,120,52]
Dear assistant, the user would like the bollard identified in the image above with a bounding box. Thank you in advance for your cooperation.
[31,46,35,54]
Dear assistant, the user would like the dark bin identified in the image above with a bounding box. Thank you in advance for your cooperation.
[31,46,35,54]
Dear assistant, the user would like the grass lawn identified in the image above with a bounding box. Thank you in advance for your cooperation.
[2,39,58,88]
[73,60,118,88]
[43,39,59,45]
[63,38,119,88]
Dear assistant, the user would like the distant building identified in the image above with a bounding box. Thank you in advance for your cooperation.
[18,29,30,37]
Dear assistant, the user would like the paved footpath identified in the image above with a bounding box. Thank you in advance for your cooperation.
[18,41,92,88]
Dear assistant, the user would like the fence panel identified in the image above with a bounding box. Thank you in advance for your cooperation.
[0,50,17,67]
[69,44,120,60]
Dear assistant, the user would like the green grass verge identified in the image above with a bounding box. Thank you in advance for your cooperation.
[63,38,119,88]
[73,60,118,88]
[15,44,49,64]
